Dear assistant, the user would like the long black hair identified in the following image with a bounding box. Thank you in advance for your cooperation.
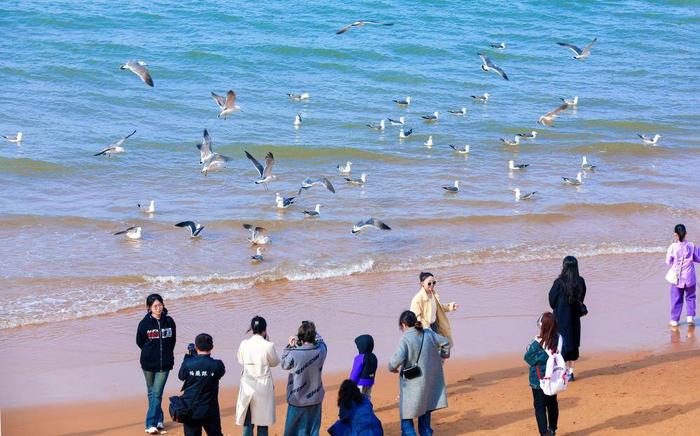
[398,310,423,331]
[675,224,687,242]
[558,256,583,304]
[145,293,167,316]
[337,379,364,408]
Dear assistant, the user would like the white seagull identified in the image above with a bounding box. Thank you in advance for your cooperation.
[299,177,335,195]
[478,53,509,80]
[388,117,405,126]
[500,136,520,146]
[114,226,142,240]
[508,160,529,170]
[421,111,439,121]
[275,193,296,209]
[3,132,22,143]
[393,96,411,106]
[562,172,583,186]
[303,204,322,217]
[517,131,538,139]
[287,92,310,101]
[514,188,536,201]
[538,102,570,126]
[138,201,155,214]
[638,134,661,145]
[561,96,579,106]
[120,61,153,87]
[94,130,136,156]
[211,90,241,119]
[424,135,433,148]
[471,93,490,103]
[243,224,270,245]
[448,107,467,116]
[201,154,232,175]
[251,247,264,263]
[175,221,204,237]
[449,144,470,154]
[581,156,596,171]
[294,113,302,128]
[399,128,413,139]
[557,38,597,60]
[352,218,391,234]
[196,129,216,164]
[442,180,460,193]
[336,20,394,35]
[367,119,385,131]
[245,150,276,188]
[345,173,367,185]
[337,161,352,174]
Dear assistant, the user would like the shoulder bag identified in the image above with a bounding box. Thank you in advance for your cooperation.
[401,331,425,380]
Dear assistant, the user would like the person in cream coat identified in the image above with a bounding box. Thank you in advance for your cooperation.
[236,316,280,436]
[410,272,458,346]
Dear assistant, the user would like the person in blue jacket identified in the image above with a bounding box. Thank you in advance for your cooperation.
[328,379,383,436]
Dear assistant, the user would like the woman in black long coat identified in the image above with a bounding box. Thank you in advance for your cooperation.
[549,256,586,381]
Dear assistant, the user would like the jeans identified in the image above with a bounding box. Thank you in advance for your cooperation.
[671,284,697,321]
[401,411,432,436]
[284,403,322,436]
[532,388,558,434]
[143,370,169,428]
[243,406,269,436]
[183,415,222,436]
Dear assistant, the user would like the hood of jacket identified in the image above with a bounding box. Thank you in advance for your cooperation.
[354,334,374,353]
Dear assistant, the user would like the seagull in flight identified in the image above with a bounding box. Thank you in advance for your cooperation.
[638,134,661,145]
[287,92,310,101]
[120,61,153,87]
[299,177,336,195]
[175,221,204,237]
[211,90,241,119]
[251,247,264,263]
[538,102,570,126]
[557,38,597,60]
[561,96,579,106]
[336,20,394,35]
[294,113,302,128]
[517,131,538,139]
[514,188,536,201]
[94,130,136,156]
[393,96,411,106]
[3,132,22,144]
[367,119,386,131]
[275,193,296,209]
[490,42,506,50]
[442,180,460,193]
[352,218,391,234]
[581,156,596,172]
[449,144,470,154]
[201,154,232,175]
[337,161,352,175]
[114,226,142,240]
[478,53,509,80]
[388,117,405,126]
[243,224,270,245]
[500,136,520,146]
[471,93,490,103]
[245,151,276,188]
[138,201,155,214]
[303,204,322,217]
[345,173,367,185]
[563,172,583,186]
[196,129,214,164]
[399,128,413,139]
[448,107,467,116]
[508,160,529,170]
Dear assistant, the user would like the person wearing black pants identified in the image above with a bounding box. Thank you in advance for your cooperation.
[178,333,226,436]
[531,388,558,435]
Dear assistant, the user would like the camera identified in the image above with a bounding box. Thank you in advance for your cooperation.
[187,343,197,357]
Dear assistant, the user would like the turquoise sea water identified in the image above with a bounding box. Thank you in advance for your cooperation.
[1,1,699,327]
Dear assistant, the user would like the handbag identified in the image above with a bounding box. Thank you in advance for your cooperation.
[400,331,425,380]
[169,366,206,424]
[665,244,684,285]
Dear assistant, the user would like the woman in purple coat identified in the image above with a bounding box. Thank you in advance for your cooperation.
[665,224,700,327]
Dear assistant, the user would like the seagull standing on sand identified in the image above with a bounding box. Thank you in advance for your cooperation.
[517,131,538,140]
[243,224,270,245]
[514,188,536,201]
[352,218,391,234]
[94,130,136,156]
[478,53,509,80]
[393,96,411,106]
[424,136,433,148]
[336,20,394,35]
[388,116,405,126]
[251,247,264,263]
[211,90,241,119]
[638,134,661,145]
[299,177,335,195]
[338,161,352,174]
[175,221,204,237]
[303,204,322,217]
[449,107,467,116]
[399,128,413,139]
[294,113,302,128]
[3,132,22,144]
[275,193,296,209]
[562,96,579,106]
[138,201,155,214]
[120,61,153,87]
[421,112,439,122]
[442,180,460,193]
[471,93,490,103]
[449,144,470,154]
[500,136,520,146]
[114,226,142,240]
[367,119,385,131]
[245,151,276,189]
[345,173,367,185]
[557,38,598,60]
[287,92,310,101]
[563,173,583,186]
[538,102,570,126]
[581,156,596,171]
[508,160,529,170]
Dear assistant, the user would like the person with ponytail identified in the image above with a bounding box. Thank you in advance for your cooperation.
[524,312,562,436]
[665,224,700,327]
[136,293,176,434]
[235,316,280,436]
[388,310,450,436]
[548,256,586,381]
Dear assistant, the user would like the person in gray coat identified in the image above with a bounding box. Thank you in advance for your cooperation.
[388,310,450,436]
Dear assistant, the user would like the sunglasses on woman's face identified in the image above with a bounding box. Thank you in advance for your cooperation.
[427,281,436,286]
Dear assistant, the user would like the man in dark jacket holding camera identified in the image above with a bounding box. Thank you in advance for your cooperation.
[178,333,226,436]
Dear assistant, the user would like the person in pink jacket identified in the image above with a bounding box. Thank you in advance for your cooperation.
[665,224,700,326]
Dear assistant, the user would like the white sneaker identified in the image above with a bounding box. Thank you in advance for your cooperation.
[688,316,695,325]
[670,320,679,327]
[157,422,164,430]
[146,427,159,435]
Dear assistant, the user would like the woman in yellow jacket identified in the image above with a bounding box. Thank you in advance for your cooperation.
[410,272,458,346]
